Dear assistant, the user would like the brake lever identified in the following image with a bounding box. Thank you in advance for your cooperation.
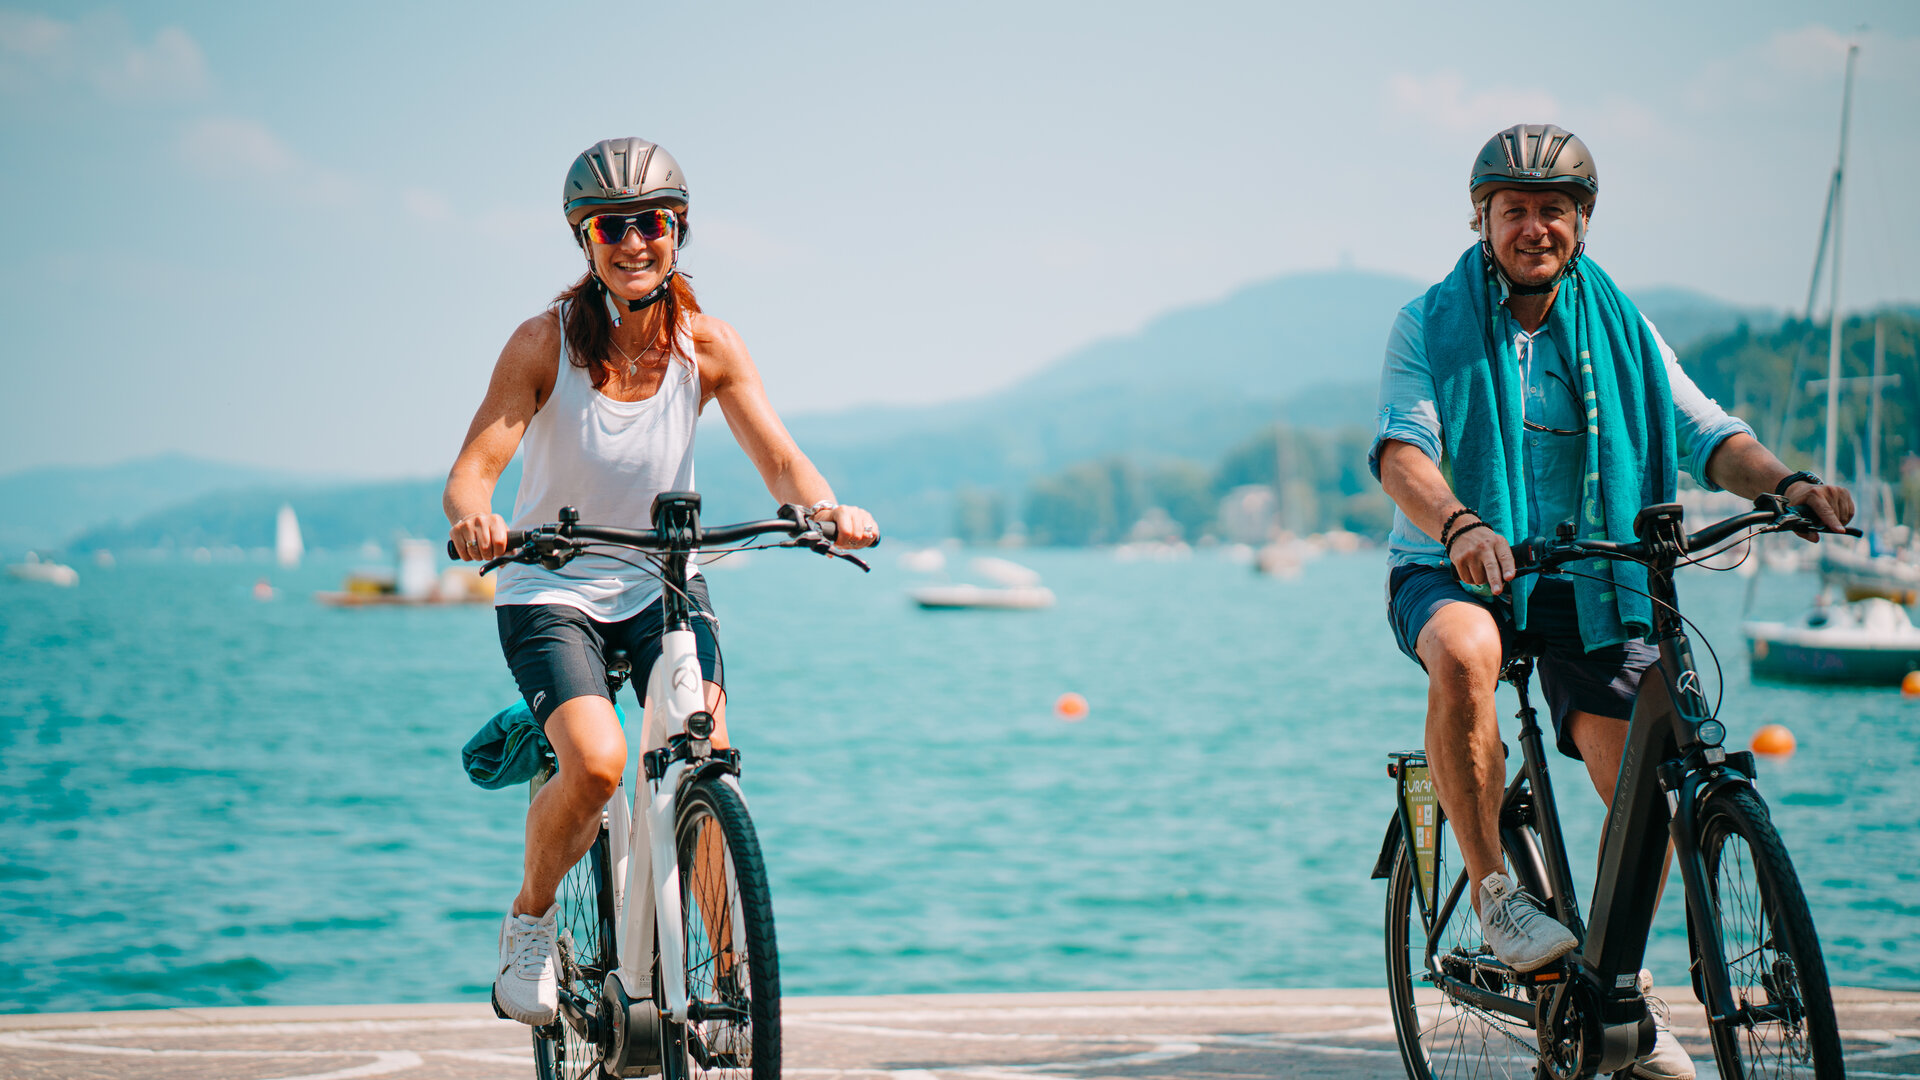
[784,530,873,572]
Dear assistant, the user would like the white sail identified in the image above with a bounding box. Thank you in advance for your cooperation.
[275,504,304,569]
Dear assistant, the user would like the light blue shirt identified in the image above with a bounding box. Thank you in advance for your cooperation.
[1369,295,1753,569]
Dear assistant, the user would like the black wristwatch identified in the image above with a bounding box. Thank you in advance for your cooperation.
[1774,470,1823,497]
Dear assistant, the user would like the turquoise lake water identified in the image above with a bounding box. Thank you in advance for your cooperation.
[2,546,1916,1014]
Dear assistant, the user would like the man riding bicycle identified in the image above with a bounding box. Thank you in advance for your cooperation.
[1370,123,1853,1080]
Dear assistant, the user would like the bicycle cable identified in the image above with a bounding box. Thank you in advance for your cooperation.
[1543,564,1727,722]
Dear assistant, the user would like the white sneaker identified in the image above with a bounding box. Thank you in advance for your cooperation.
[494,905,559,1025]
[1632,969,1697,1080]
[1477,873,1578,972]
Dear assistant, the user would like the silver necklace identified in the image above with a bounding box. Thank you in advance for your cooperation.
[608,337,648,378]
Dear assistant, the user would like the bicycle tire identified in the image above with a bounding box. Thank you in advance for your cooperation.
[1385,820,1547,1080]
[662,775,781,1080]
[1694,786,1843,1080]
[534,826,618,1080]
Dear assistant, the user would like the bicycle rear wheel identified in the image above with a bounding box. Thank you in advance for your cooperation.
[1385,818,1544,1080]
[535,825,618,1080]
[666,775,780,1080]
[1694,787,1842,1080]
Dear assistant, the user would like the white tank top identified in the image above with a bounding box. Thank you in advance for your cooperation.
[492,306,701,621]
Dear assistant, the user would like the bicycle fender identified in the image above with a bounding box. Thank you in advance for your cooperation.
[1371,812,1402,880]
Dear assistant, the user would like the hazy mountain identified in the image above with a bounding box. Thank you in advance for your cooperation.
[0,454,320,554]
[32,270,1784,549]
[66,462,521,554]
[1634,286,1779,353]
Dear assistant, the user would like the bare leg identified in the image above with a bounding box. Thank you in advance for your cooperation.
[1416,602,1509,913]
[704,681,730,749]
[514,694,626,918]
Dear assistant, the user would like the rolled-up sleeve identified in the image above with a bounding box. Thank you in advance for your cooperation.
[1369,301,1443,480]
[1644,316,1755,489]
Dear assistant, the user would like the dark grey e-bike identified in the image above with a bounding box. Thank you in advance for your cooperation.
[1375,497,1849,1080]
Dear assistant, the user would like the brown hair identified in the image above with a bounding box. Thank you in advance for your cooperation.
[551,268,702,389]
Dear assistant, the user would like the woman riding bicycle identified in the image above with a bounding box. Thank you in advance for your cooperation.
[442,137,879,1026]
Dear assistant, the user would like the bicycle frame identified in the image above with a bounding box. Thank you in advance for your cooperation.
[592,496,750,1026]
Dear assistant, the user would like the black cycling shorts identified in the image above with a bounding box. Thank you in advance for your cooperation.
[1387,564,1657,761]
[497,576,722,728]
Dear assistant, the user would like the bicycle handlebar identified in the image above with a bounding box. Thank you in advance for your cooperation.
[1510,496,1858,576]
[446,506,878,572]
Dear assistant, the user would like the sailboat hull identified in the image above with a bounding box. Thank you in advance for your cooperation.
[1747,634,1920,683]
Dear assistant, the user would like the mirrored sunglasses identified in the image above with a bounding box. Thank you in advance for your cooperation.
[579,208,677,246]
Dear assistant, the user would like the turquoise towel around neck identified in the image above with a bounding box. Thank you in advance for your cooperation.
[1421,245,1677,650]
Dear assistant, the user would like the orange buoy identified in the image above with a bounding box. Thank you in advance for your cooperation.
[1054,692,1089,721]
[1903,670,1920,699]
[1750,723,1796,757]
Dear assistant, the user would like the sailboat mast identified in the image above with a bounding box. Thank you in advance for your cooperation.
[1823,43,1859,481]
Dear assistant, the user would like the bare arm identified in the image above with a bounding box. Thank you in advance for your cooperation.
[1702,432,1854,534]
[443,314,559,560]
[1377,439,1515,594]
[694,315,879,548]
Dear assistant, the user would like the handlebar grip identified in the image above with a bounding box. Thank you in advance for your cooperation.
[447,530,530,560]
[816,520,837,542]
[1511,538,1546,571]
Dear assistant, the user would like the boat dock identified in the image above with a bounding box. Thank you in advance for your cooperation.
[4,986,1917,1078]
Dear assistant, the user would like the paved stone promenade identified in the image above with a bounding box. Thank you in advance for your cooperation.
[2,987,1916,1079]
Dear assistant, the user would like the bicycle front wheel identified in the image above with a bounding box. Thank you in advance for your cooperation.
[534,825,617,1080]
[666,775,781,1080]
[1385,823,1543,1080]
[1694,787,1842,1080]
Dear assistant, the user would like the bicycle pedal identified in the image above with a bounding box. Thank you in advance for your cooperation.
[490,988,509,1020]
[1523,963,1569,986]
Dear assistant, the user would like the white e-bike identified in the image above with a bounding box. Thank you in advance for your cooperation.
[465,493,872,1080]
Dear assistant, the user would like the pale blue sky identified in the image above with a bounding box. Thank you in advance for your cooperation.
[3,1,1917,476]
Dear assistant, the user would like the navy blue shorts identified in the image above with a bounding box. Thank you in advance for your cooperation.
[1386,564,1657,761]
[497,576,722,729]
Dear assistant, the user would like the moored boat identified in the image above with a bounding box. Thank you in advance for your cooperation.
[6,552,78,587]
[1745,597,1920,684]
[909,583,1056,610]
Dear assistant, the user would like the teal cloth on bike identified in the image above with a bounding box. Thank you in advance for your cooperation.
[461,700,627,789]
[1422,245,1676,650]
[462,701,551,789]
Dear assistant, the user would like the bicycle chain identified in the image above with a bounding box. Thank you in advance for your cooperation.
[1426,969,1543,1067]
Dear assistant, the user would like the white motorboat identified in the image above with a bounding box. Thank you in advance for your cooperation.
[908,555,1055,610]
[909,583,1056,610]
[7,552,78,586]
[1745,597,1920,684]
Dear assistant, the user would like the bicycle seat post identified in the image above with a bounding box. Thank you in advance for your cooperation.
[605,648,632,694]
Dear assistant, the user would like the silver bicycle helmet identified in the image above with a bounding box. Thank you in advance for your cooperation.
[1470,124,1597,208]
[563,137,690,245]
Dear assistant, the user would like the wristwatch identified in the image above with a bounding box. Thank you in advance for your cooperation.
[1773,471,1823,497]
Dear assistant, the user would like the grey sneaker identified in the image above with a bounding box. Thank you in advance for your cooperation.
[1477,873,1578,972]
[494,905,559,1025]
[1632,969,1697,1080]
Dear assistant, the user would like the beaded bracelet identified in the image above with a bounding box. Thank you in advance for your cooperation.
[1438,507,1479,549]
[1445,520,1493,557]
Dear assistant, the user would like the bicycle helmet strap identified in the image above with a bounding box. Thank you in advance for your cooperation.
[598,268,677,328]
